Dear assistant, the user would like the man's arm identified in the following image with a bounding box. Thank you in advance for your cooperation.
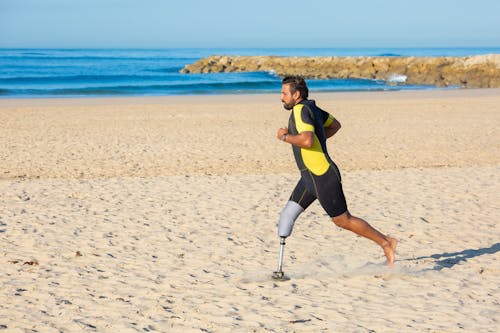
[277,127,313,148]
[324,118,341,138]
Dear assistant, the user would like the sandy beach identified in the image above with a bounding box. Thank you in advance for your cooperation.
[1,89,499,332]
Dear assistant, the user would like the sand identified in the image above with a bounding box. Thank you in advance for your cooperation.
[0,89,499,332]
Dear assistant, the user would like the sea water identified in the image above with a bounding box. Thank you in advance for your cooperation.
[1,47,499,98]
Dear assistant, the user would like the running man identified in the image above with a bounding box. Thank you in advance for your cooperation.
[276,76,397,267]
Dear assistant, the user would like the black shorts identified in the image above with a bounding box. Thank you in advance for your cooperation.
[289,164,348,218]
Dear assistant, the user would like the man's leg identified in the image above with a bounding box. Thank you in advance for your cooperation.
[278,177,316,237]
[278,201,304,237]
[332,211,397,267]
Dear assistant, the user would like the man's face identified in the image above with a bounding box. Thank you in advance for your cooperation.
[281,83,298,110]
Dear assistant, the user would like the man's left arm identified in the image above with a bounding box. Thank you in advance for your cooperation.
[324,118,341,138]
[320,109,341,139]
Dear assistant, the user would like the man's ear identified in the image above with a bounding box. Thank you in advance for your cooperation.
[293,90,301,101]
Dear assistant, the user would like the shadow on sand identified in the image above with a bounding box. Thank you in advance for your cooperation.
[404,242,500,271]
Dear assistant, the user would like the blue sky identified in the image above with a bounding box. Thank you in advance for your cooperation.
[1,0,499,48]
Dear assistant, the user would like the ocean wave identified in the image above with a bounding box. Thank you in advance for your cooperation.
[0,74,175,84]
[377,53,401,57]
[0,80,281,97]
[266,69,280,78]
[387,74,407,83]
[0,88,130,96]
[20,52,48,56]
[146,67,184,73]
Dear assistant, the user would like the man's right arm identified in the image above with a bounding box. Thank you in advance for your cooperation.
[277,127,314,148]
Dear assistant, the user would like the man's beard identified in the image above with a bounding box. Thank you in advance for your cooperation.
[282,101,294,110]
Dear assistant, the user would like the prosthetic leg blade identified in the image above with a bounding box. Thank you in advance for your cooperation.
[272,270,290,281]
[271,237,290,281]
[272,271,289,281]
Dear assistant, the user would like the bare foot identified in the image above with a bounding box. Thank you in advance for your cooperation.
[382,237,398,267]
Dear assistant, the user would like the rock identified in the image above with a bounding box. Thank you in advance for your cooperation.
[180,54,500,88]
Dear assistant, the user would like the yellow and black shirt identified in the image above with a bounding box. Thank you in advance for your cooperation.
[288,99,335,176]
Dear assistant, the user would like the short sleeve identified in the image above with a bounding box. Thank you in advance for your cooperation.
[323,112,335,127]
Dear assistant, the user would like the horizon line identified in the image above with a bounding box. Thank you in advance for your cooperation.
[1,46,500,50]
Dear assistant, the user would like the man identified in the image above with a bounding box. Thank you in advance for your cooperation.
[276,76,397,267]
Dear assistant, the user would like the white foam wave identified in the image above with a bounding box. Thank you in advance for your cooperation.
[266,69,279,77]
[388,74,407,83]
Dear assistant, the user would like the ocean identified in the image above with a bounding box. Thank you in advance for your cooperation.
[1,47,499,98]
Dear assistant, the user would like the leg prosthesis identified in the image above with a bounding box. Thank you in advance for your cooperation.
[278,201,304,237]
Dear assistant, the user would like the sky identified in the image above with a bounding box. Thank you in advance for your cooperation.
[1,0,499,48]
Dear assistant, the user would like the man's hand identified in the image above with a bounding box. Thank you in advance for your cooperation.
[277,127,288,140]
[277,127,314,148]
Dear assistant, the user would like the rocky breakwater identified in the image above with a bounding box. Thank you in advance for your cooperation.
[181,54,500,88]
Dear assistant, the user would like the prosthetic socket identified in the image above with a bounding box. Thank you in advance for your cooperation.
[277,201,304,237]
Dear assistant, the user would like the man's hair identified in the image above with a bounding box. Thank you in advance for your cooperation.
[282,76,309,99]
